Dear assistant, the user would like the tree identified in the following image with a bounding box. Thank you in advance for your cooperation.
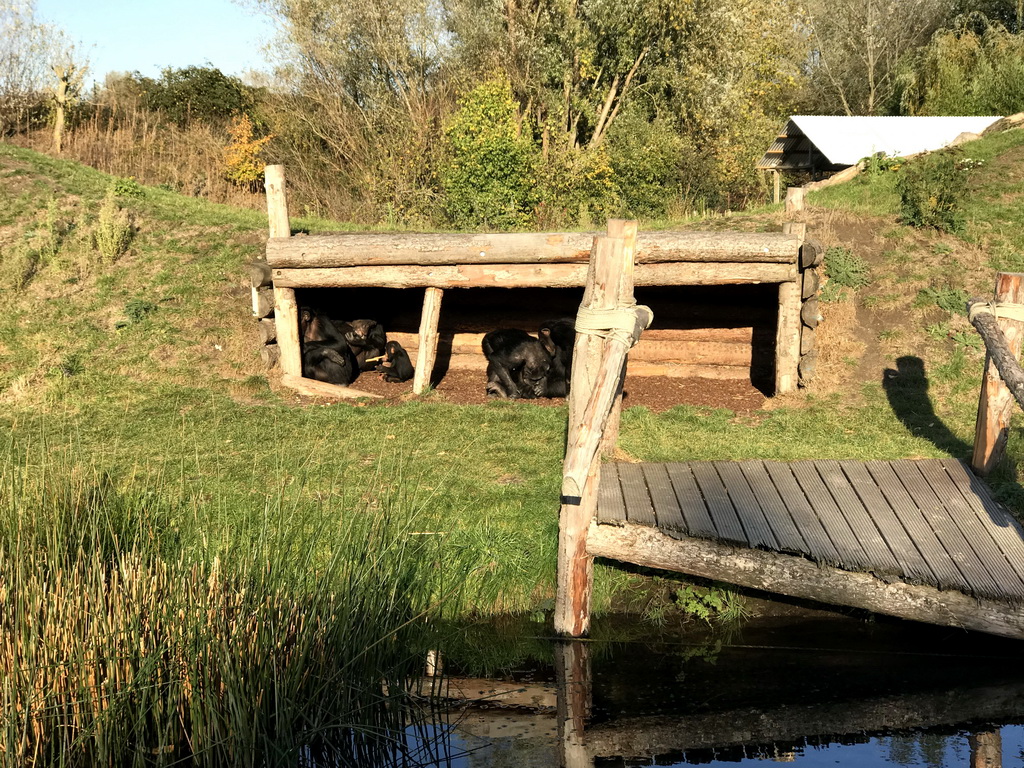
[801,0,951,114]
[51,55,87,153]
[0,0,75,135]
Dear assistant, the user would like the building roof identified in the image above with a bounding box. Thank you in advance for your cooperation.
[758,116,1004,171]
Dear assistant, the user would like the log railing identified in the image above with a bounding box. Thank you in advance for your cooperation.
[968,272,1024,476]
[555,220,653,636]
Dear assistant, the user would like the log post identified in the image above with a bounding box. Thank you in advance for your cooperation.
[971,272,1024,476]
[264,165,302,377]
[556,221,638,637]
[274,287,302,376]
[555,641,593,768]
[599,219,638,456]
[773,171,781,204]
[776,280,802,394]
[969,731,1001,768]
[265,165,290,239]
[413,287,444,395]
[785,186,805,212]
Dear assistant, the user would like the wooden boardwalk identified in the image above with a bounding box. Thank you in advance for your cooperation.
[592,459,1024,634]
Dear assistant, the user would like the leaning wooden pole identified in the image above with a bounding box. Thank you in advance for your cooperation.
[969,272,1024,476]
[265,165,302,377]
[555,221,638,637]
[413,287,443,395]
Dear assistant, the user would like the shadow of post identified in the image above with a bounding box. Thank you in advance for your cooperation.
[882,356,972,458]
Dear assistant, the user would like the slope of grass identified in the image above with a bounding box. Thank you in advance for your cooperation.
[3,128,1024,625]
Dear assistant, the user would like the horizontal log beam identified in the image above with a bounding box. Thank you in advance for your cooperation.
[280,373,382,400]
[271,262,797,289]
[387,332,752,366]
[267,231,802,269]
[587,522,1024,640]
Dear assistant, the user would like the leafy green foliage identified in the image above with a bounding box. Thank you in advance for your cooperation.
[896,150,969,233]
[900,22,1024,116]
[441,79,539,229]
[92,188,134,264]
[606,111,694,219]
[821,246,870,300]
[915,285,970,315]
[132,65,255,127]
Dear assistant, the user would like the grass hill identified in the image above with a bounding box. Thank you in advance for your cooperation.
[3,127,1024,620]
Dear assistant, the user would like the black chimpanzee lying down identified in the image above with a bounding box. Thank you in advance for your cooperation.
[300,308,359,386]
[482,320,576,399]
[538,318,575,397]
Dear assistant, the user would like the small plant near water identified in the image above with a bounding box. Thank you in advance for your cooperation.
[92,188,135,264]
[820,246,870,302]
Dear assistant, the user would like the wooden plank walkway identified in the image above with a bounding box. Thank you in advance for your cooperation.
[597,459,1024,605]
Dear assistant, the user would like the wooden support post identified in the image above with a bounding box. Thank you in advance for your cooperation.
[970,731,1002,768]
[556,222,637,637]
[775,280,801,394]
[413,287,443,395]
[555,641,593,768]
[274,287,302,376]
[264,165,301,377]
[785,186,805,212]
[972,272,1024,476]
[600,220,638,456]
[265,165,290,239]
[773,170,781,204]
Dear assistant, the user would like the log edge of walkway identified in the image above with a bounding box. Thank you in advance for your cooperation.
[587,521,1024,640]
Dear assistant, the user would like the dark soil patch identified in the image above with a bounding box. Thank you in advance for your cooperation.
[343,368,766,412]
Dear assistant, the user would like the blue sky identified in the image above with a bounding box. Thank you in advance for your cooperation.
[35,0,276,83]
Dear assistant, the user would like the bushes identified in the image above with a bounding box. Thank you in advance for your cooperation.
[896,150,970,233]
[440,79,538,230]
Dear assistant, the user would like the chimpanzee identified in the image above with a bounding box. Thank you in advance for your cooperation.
[299,308,359,385]
[375,340,415,383]
[482,328,553,399]
[344,319,388,372]
[538,318,575,397]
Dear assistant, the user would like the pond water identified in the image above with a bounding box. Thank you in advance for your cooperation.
[408,614,1024,768]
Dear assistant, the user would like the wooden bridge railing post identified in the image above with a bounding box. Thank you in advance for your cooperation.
[970,272,1024,476]
[265,164,302,378]
[556,220,652,637]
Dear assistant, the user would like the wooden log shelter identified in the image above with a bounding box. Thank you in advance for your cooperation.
[251,165,823,400]
[555,263,1024,641]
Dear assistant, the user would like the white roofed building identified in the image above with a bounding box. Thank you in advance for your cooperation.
[759,115,1003,175]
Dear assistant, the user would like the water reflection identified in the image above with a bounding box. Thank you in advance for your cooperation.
[421,616,1024,768]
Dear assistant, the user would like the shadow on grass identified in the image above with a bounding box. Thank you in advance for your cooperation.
[882,356,972,458]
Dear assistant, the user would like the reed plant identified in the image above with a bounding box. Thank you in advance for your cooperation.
[0,440,459,767]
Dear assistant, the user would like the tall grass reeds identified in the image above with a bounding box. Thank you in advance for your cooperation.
[0,441,458,767]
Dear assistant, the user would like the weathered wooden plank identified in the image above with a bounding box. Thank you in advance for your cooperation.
[814,460,903,575]
[664,464,718,539]
[763,461,843,564]
[917,460,1024,598]
[940,459,1024,585]
[641,464,687,532]
[865,460,971,592]
[838,461,938,585]
[266,230,802,268]
[690,463,749,545]
[587,522,1024,640]
[618,464,657,527]
[790,462,869,570]
[597,462,626,525]
[713,462,778,549]
[893,459,1003,598]
[736,461,807,554]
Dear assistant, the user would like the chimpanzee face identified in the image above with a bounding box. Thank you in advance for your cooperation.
[517,355,551,397]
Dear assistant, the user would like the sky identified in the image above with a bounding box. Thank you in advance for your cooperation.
[35,0,277,84]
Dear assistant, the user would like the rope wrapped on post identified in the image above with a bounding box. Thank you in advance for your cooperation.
[967,297,1024,411]
[574,304,654,347]
[560,304,654,504]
